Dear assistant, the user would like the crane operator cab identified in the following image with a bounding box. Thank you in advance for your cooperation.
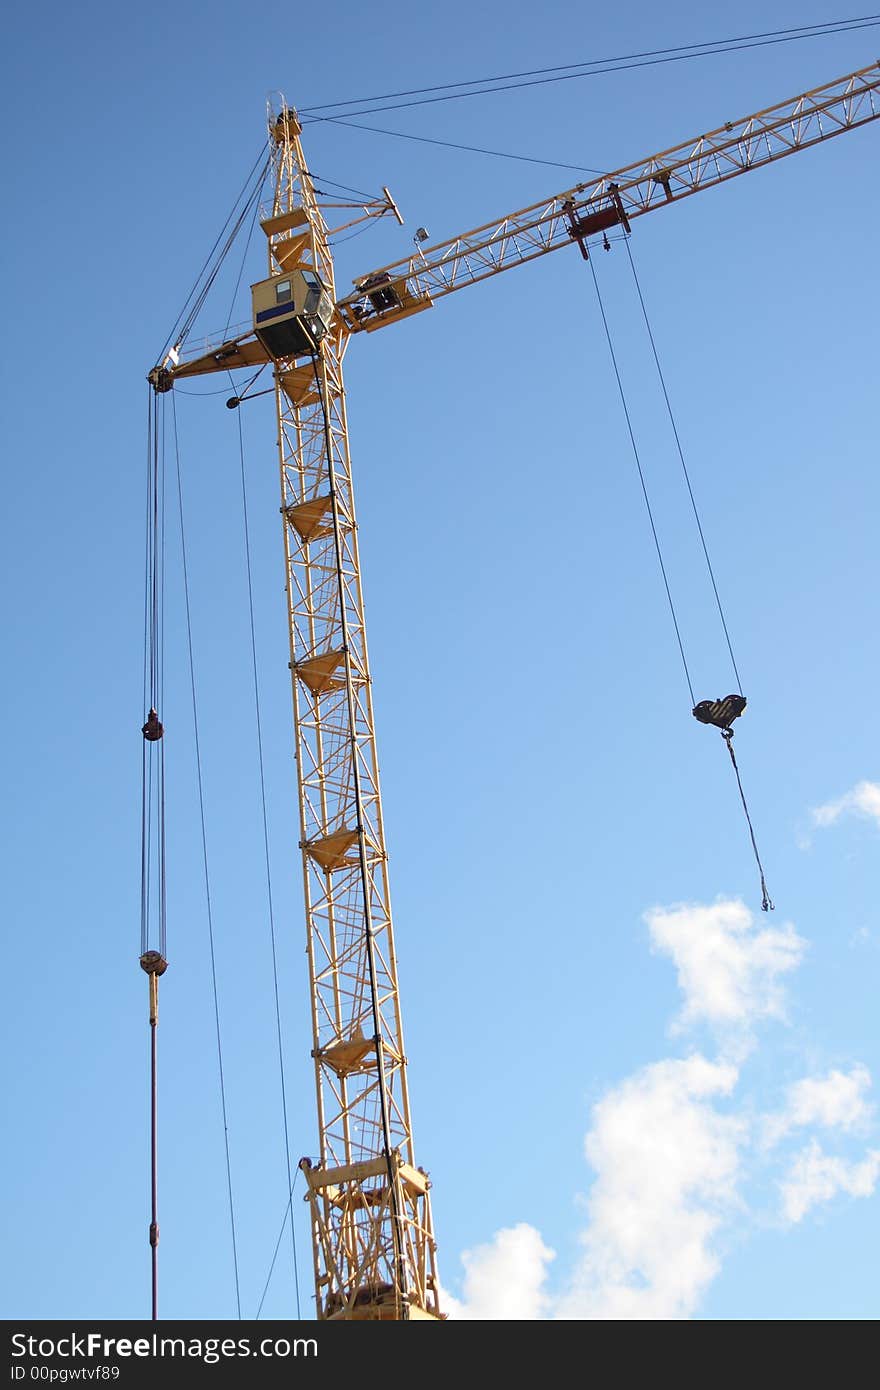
[251,269,334,359]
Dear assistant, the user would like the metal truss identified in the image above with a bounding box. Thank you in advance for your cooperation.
[336,61,880,330]
[268,112,441,1321]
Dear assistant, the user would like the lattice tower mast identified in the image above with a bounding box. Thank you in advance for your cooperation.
[265,109,440,1322]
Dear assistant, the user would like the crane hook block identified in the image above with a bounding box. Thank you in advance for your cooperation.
[693,694,747,730]
[142,707,164,741]
[139,950,168,976]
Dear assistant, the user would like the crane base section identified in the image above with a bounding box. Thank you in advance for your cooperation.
[301,1153,443,1320]
[325,1288,442,1321]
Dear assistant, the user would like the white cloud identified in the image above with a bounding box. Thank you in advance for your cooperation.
[764,1066,874,1147]
[779,1139,880,1223]
[812,780,880,831]
[646,898,805,1032]
[554,1055,744,1320]
[446,1056,743,1322]
[445,897,878,1320]
[443,1224,554,1320]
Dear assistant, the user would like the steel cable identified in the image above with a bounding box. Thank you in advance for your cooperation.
[233,400,302,1318]
[171,393,243,1318]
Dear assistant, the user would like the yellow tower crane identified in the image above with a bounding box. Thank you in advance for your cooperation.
[148,61,879,1321]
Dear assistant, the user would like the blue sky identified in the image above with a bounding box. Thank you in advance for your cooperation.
[2,1,878,1321]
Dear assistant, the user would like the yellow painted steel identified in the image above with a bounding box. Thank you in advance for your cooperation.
[337,61,880,329]
[266,109,441,1321]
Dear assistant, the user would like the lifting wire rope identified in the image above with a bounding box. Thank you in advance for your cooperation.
[624,238,744,700]
[231,396,302,1317]
[586,241,774,911]
[256,1171,302,1319]
[170,393,244,1316]
[141,384,305,1322]
[141,389,168,1320]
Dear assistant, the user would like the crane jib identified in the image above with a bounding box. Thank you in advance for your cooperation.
[334,60,880,333]
[149,62,880,377]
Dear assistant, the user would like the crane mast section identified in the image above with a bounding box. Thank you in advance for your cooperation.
[268,113,440,1320]
[337,62,880,331]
